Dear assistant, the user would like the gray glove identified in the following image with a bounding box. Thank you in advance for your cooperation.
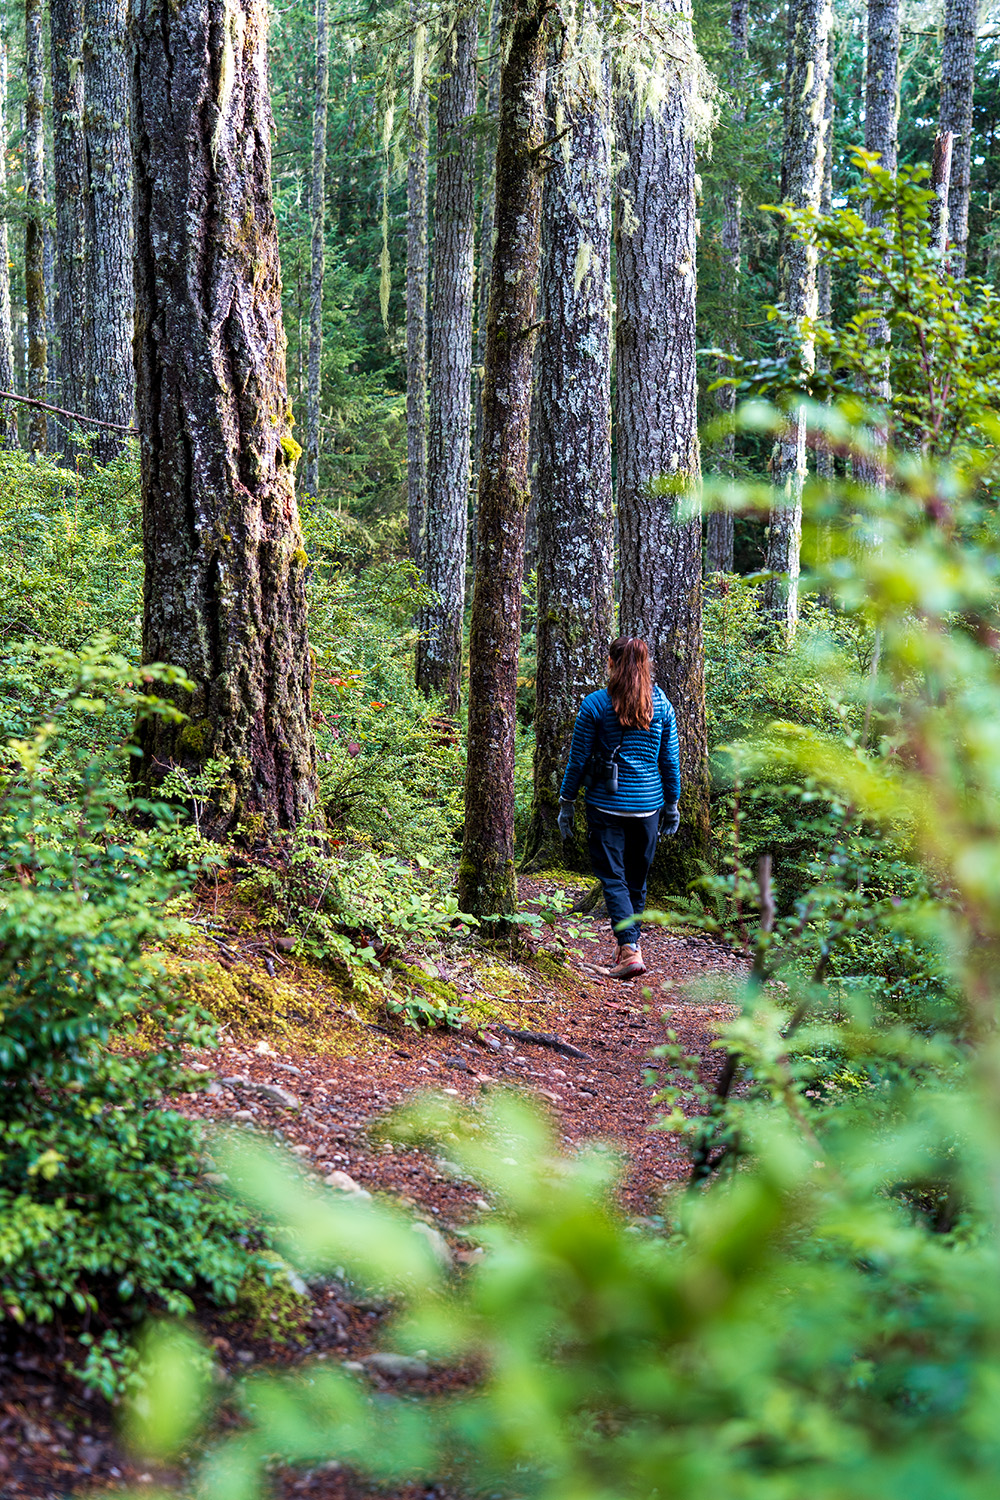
[660,802,680,836]
[557,800,575,840]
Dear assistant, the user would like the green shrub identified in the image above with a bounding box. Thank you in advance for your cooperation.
[0,645,262,1385]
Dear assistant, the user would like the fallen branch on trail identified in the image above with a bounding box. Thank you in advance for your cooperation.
[494,1022,592,1062]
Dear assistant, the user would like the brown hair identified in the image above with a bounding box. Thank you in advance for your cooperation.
[608,637,654,729]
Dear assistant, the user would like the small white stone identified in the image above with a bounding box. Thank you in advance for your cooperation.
[324,1170,362,1193]
[411,1221,452,1268]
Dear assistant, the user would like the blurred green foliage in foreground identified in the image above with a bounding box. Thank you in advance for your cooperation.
[125,420,1000,1497]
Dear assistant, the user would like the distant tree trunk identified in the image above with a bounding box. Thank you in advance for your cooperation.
[763,0,831,634]
[51,0,88,455]
[525,338,539,577]
[24,0,47,453]
[855,0,898,493]
[615,0,710,893]
[415,8,478,709]
[815,76,835,490]
[525,18,614,869]
[304,0,329,498]
[0,44,17,447]
[84,0,133,457]
[940,0,978,276]
[406,0,429,565]
[706,0,748,578]
[930,130,954,257]
[458,0,547,921]
[471,0,501,573]
[132,0,317,835]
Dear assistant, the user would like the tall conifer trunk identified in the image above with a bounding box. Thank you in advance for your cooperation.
[24,0,47,453]
[526,10,614,868]
[415,8,478,710]
[472,0,501,534]
[132,0,316,834]
[406,1,429,566]
[940,0,978,275]
[763,0,831,633]
[304,0,329,498]
[51,0,88,448]
[615,0,710,893]
[706,0,747,578]
[0,44,17,447]
[84,0,134,456]
[855,0,898,493]
[459,0,547,920]
[815,77,835,490]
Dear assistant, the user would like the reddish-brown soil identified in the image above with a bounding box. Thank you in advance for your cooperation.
[0,883,747,1500]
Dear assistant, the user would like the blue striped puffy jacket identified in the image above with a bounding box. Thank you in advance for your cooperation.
[559,686,681,816]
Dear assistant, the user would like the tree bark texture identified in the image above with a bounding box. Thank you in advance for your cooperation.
[24,0,48,453]
[51,0,88,451]
[85,0,134,457]
[940,0,978,276]
[763,0,831,634]
[132,0,317,835]
[615,0,711,895]
[406,1,429,566]
[458,0,547,920]
[706,0,748,577]
[0,45,18,447]
[415,8,478,710]
[854,0,899,493]
[303,0,329,498]
[526,17,614,869]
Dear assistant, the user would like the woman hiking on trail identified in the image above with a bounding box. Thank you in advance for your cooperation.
[557,637,681,980]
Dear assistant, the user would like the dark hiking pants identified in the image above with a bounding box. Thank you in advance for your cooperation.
[586,806,659,948]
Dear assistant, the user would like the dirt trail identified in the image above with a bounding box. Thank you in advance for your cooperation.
[179,900,747,1217]
[0,889,748,1499]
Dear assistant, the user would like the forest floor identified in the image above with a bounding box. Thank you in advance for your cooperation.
[0,876,748,1500]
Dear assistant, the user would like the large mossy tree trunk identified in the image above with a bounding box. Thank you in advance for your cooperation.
[415,7,478,711]
[763,0,831,634]
[406,0,429,567]
[303,0,329,499]
[615,0,710,897]
[940,0,978,276]
[132,0,317,836]
[24,0,48,454]
[0,44,18,448]
[51,0,88,454]
[84,0,134,457]
[525,9,614,870]
[705,0,747,579]
[458,0,547,921]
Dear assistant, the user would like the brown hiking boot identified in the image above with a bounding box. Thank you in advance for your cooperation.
[604,943,646,980]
